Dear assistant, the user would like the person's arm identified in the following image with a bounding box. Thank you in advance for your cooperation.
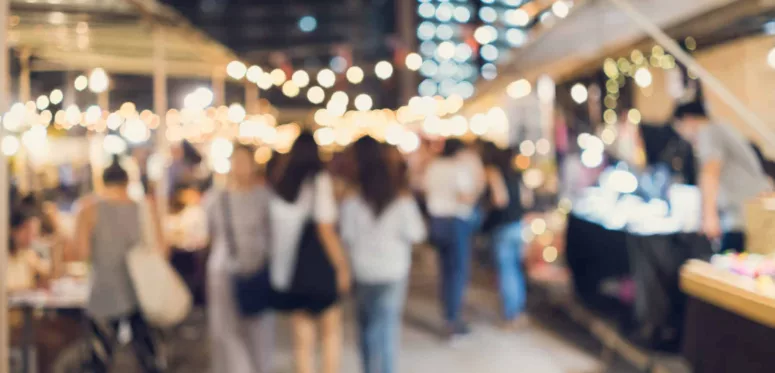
[71,196,96,262]
[700,160,723,239]
[315,173,351,293]
[402,196,427,244]
[485,166,509,209]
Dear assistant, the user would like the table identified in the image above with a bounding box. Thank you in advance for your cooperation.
[9,280,88,373]
[681,260,775,373]
[564,214,712,351]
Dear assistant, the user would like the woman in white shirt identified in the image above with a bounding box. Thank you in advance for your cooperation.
[424,140,478,340]
[269,132,351,373]
[341,137,425,373]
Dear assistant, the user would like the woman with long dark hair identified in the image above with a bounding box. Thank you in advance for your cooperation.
[341,137,425,373]
[205,144,274,373]
[269,132,350,373]
[72,156,165,372]
[481,143,528,329]
[423,139,479,340]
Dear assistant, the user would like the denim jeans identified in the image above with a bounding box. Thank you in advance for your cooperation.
[430,217,473,325]
[355,280,407,373]
[492,221,526,320]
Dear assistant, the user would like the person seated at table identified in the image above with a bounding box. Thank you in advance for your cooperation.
[673,101,771,252]
[7,208,51,292]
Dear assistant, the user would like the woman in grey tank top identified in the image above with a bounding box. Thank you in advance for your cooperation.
[73,156,165,373]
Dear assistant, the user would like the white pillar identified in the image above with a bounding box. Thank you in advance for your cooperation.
[18,49,30,103]
[153,26,169,218]
[212,68,225,107]
[0,0,11,370]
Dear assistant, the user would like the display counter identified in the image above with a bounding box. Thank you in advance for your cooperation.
[681,259,775,373]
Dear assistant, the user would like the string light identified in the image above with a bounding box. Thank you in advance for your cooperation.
[49,89,63,105]
[507,79,532,99]
[291,70,310,88]
[271,69,287,86]
[246,66,263,83]
[88,68,109,93]
[227,61,247,80]
[307,86,325,104]
[375,61,394,80]
[317,69,336,88]
[354,94,373,111]
[405,53,423,71]
[74,75,88,91]
[346,66,364,84]
[571,83,588,104]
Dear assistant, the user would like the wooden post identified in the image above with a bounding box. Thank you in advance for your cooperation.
[63,71,76,108]
[153,26,169,217]
[212,67,225,107]
[245,81,258,114]
[18,48,30,103]
[0,0,11,371]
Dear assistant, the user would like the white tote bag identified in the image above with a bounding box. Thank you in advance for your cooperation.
[127,200,192,328]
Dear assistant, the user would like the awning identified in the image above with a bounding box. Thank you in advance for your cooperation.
[8,0,237,78]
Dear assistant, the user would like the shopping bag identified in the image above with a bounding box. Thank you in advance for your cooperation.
[127,200,192,328]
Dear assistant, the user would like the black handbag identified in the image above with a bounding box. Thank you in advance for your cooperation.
[221,191,275,316]
[287,218,337,300]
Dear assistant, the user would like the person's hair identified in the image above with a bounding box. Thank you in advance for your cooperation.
[181,140,203,165]
[9,208,33,255]
[382,143,409,192]
[673,101,708,121]
[442,138,465,157]
[232,142,256,159]
[481,141,512,172]
[272,132,323,202]
[102,155,129,186]
[353,136,399,215]
[170,182,195,214]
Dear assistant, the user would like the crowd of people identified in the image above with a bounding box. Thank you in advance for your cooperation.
[7,132,529,373]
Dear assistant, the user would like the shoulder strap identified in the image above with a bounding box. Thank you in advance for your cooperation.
[221,191,239,259]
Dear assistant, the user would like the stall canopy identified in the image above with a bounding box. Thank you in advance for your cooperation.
[465,0,769,115]
[8,0,237,78]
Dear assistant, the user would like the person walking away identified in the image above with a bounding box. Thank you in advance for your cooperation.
[673,101,771,252]
[341,137,426,373]
[423,140,478,340]
[482,143,528,329]
[268,132,351,373]
[72,156,165,373]
[205,144,275,373]
[454,139,487,231]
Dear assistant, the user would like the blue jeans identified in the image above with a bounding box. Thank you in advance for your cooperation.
[430,217,473,325]
[355,281,407,373]
[492,221,526,320]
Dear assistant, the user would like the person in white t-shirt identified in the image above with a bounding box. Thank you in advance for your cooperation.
[423,139,479,340]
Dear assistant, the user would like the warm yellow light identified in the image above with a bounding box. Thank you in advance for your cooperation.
[520,140,536,157]
[49,89,63,105]
[88,68,109,93]
[634,68,652,88]
[507,79,532,99]
[317,69,336,88]
[257,73,273,90]
[1,136,20,156]
[405,53,422,71]
[346,66,364,84]
[542,246,559,263]
[314,127,335,146]
[74,75,88,92]
[604,109,618,124]
[531,218,547,235]
[552,1,570,18]
[271,69,287,86]
[375,61,394,80]
[227,61,248,80]
[506,9,529,27]
[628,108,642,124]
[292,70,310,88]
[228,103,247,123]
[36,95,50,110]
[570,83,588,104]
[282,81,300,98]
[254,146,273,165]
[307,86,326,104]
[331,91,349,105]
[436,42,455,60]
[246,65,263,83]
[536,138,551,155]
[354,94,373,111]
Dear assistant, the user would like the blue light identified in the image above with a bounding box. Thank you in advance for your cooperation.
[330,56,348,73]
[480,44,499,61]
[456,81,475,99]
[436,24,454,40]
[420,41,437,56]
[420,60,439,77]
[299,16,317,33]
[417,21,436,40]
[435,3,454,22]
[419,79,438,96]
[454,43,473,62]
[439,79,457,97]
[482,63,498,80]
[418,3,435,19]
[454,6,471,23]
[479,7,497,23]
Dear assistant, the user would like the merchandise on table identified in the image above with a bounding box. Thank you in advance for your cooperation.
[709,252,775,297]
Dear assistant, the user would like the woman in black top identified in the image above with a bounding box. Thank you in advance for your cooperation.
[482,143,528,329]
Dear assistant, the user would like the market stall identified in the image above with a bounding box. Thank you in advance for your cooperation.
[681,258,775,373]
